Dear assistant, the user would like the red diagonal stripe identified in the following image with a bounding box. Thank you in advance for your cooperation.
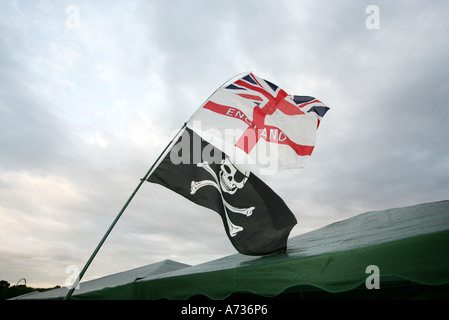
[237,93,263,101]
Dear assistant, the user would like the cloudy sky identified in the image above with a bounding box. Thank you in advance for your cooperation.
[1,0,448,288]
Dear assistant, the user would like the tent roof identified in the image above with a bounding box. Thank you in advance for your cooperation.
[11,259,190,300]
[13,199,449,300]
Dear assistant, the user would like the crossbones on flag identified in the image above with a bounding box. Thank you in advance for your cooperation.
[148,128,298,255]
[147,73,329,255]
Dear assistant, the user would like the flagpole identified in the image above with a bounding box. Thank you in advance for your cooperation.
[63,123,187,300]
[64,71,250,300]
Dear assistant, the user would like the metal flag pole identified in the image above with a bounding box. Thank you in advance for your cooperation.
[64,123,187,300]
[64,71,248,300]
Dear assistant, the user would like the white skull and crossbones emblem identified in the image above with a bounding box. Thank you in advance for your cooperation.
[190,158,255,237]
[219,158,249,195]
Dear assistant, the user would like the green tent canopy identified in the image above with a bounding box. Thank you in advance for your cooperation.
[13,200,449,300]
[10,259,191,300]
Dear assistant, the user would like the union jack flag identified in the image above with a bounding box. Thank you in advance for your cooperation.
[188,73,329,170]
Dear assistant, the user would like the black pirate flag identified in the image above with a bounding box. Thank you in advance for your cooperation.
[147,128,297,256]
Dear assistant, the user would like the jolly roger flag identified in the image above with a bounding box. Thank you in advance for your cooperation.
[147,127,297,256]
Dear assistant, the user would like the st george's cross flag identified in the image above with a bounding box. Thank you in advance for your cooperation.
[148,127,297,256]
[147,73,329,255]
[188,73,329,173]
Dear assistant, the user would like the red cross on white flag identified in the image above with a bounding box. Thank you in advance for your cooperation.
[187,73,329,173]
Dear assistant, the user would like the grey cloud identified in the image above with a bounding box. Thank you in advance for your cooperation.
[0,39,72,172]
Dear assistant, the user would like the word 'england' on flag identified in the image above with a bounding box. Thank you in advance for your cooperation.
[147,128,297,256]
[188,72,329,173]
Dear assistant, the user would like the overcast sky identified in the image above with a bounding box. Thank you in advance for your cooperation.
[1,0,448,288]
